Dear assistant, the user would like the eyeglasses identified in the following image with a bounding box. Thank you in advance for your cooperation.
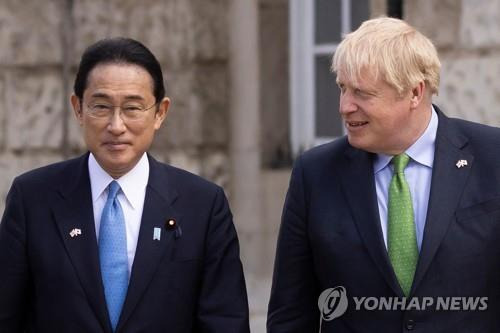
[85,101,158,121]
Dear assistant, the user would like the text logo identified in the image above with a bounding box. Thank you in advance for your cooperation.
[318,286,348,321]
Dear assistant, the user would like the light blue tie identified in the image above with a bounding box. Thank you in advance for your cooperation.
[99,181,129,331]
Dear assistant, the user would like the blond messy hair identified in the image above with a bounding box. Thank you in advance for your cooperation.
[332,17,441,96]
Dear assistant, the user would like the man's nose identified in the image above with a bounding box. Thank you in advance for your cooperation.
[107,109,127,134]
[339,92,358,115]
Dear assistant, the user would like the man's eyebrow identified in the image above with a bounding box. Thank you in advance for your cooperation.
[123,94,146,101]
[89,93,146,101]
[90,92,111,99]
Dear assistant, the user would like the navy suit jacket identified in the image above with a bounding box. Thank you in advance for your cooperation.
[0,153,250,333]
[268,107,500,332]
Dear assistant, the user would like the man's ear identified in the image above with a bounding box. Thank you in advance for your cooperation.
[410,81,426,109]
[70,94,84,126]
[154,97,170,130]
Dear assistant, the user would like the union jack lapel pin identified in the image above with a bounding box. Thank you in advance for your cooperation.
[69,228,82,238]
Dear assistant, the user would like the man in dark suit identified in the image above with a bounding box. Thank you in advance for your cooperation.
[0,37,249,333]
[268,17,500,332]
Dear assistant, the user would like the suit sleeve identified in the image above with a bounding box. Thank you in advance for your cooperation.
[0,179,30,332]
[194,186,250,333]
[267,157,320,332]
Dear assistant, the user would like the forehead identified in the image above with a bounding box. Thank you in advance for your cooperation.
[337,67,392,91]
[337,66,375,84]
[85,63,154,97]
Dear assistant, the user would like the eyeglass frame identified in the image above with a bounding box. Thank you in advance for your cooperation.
[82,99,160,121]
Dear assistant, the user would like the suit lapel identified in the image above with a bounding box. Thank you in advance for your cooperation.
[116,156,181,331]
[412,110,473,293]
[340,147,403,295]
[51,154,112,333]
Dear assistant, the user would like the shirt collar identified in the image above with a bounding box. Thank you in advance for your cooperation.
[88,153,150,209]
[374,106,438,173]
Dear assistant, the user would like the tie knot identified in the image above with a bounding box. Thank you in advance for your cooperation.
[107,180,121,200]
[392,154,410,173]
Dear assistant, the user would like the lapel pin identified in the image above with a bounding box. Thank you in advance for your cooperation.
[165,218,182,239]
[69,228,82,238]
[153,227,161,241]
[166,219,176,229]
[456,159,468,168]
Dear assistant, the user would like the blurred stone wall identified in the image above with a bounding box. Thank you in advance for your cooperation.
[1,0,67,213]
[0,0,230,213]
[406,0,500,125]
[259,0,290,168]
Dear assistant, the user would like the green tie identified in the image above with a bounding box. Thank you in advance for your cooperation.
[387,154,418,296]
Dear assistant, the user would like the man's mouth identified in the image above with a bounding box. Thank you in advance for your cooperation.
[346,121,368,128]
[103,141,130,150]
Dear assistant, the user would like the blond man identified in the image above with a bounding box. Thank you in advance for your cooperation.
[268,17,500,332]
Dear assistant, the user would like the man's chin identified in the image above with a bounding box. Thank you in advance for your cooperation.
[94,153,134,176]
[103,163,133,179]
[347,137,380,154]
[347,135,364,149]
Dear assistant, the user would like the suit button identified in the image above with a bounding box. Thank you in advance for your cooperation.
[405,319,415,330]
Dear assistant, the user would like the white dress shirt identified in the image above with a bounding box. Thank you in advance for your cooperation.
[374,107,438,251]
[88,153,149,274]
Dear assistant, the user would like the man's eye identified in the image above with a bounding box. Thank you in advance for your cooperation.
[93,104,112,111]
[354,89,371,97]
[123,105,143,112]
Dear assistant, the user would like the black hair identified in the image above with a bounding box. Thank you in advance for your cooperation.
[73,37,165,102]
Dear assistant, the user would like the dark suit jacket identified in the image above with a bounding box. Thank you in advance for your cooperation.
[268,107,500,332]
[0,153,249,333]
